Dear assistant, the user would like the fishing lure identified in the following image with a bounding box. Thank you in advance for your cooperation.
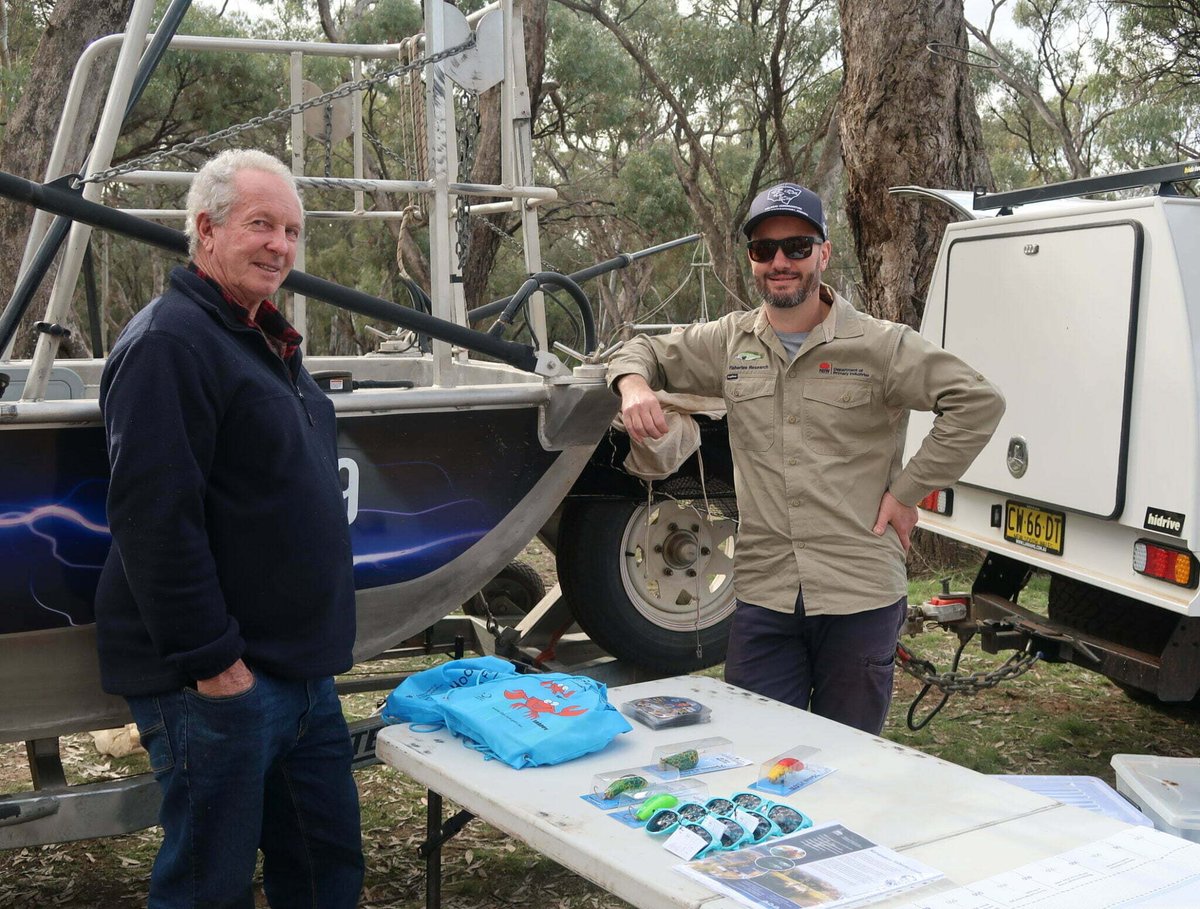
[766,757,804,783]
[635,793,680,821]
[659,749,699,772]
[602,774,647,800]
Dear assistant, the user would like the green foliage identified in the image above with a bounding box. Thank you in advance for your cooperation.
[1113,0,1200,84]
[542,6,647,147]
[972,0,1200,186]
[0,0,56,126]
[340,0,423,46]
[9,0,1200,355]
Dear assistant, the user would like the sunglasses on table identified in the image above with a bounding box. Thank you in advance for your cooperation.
[746,235,823,263]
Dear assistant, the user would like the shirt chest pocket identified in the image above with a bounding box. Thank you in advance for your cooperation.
[725,377,776,452]
[802,380,876,456]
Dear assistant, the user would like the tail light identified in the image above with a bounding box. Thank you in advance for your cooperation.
[917,489,953,515]
[1133,539,1198,588]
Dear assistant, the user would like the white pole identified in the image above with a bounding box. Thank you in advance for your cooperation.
[21,0,158,400]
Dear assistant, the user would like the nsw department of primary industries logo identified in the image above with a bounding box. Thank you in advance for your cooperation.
[819,361,832,374]
[735,351,763,361]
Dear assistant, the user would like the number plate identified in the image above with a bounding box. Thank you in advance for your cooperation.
[1004,501,1065,556]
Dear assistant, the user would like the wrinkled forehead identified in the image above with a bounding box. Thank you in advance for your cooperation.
[231,169,303,220]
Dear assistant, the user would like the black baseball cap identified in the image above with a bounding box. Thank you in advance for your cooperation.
[742,183,827,240]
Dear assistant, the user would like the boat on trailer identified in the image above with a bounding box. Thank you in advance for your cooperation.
[0,0,616,756]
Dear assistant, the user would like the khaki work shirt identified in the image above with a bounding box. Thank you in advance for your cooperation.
[607,287,1005,616]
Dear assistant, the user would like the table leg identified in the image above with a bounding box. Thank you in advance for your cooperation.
[419,789,476,909]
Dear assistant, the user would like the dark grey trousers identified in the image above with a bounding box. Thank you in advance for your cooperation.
[724,592,907,735]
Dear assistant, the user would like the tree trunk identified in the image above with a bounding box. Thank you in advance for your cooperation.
[837,0,992,327]
[460,84,504,309]
[0,0,134,358]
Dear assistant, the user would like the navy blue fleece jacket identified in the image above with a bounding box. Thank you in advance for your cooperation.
[95,267,355,696]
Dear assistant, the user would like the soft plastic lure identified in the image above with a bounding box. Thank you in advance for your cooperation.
[635,793,680,821]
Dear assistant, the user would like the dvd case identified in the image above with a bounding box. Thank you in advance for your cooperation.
[621,695,712,729]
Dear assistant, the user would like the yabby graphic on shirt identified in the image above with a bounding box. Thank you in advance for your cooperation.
[441,673,633,769]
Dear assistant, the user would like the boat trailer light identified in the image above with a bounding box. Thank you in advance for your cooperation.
[918,489,953,516]
[1133,539,1199,588]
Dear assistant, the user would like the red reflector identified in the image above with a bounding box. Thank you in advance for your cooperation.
[1133,540,1199,589]
[917,489,953,515]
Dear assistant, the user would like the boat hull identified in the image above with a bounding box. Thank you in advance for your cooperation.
[0,383,614,742]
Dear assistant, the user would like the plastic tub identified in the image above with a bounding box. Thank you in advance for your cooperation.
[1111,754,1200,841]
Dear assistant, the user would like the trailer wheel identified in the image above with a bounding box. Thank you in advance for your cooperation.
[556,498,738,672]
[463,560,546,617]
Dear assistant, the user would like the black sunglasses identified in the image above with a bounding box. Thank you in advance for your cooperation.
[747,235,822,263]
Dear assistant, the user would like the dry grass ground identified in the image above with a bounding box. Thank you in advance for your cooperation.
[4,566,1200,907]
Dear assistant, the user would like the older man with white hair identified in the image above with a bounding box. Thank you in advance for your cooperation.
[96,149,363,908]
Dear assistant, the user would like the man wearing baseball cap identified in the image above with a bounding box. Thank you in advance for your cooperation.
[607,182,1004,734]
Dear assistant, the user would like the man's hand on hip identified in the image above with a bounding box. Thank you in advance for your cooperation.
[873,491,919,552]
[616,374,669,443]
[196,658,255,697]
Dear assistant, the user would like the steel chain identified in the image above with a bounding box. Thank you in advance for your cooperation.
[896,641,1042,695]
[475,214,561,275]
[322,102,334,178]
[454,89,480,267]
[363,125,420,173]
[81,36,477,186]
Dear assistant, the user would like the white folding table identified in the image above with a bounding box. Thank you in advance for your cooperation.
[375,675,1151,908]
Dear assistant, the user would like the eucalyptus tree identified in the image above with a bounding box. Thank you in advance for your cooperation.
[533,4,695,340]
[551,0,841,313]
[0,0,134,357]
[838,0,992,326]
[966,0,1198,183]
[1114,0,1200,89]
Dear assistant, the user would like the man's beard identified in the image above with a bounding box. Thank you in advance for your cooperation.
[755,269,820,309]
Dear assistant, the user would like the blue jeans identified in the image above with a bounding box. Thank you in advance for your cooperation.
[724,592,907,735]
[127,672,364,908]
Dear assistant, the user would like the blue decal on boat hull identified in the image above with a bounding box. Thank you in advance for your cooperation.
[0,406,558,634]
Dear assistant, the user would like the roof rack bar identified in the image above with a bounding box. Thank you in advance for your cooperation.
[973,160,1200,211]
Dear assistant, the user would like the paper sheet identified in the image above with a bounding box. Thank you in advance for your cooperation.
[896,827,1200,908]
[677,822,942,909]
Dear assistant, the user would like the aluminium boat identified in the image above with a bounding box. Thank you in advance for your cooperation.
[0,0,615,749]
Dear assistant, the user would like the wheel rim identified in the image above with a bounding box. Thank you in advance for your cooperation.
[617,499,738,632]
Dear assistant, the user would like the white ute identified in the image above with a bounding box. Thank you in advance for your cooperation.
[901,162,1200,702]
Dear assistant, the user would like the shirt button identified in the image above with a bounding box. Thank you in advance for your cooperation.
[796,540,806,549]
[787,457,797,466]
[975,373,986,381]
[790,499,801,508]
[841,392,851,402]
[787,414,797,424]
[734,387,744,397]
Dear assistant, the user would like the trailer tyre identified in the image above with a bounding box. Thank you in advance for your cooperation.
[463,560,546,617]
[556,498,738,673]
